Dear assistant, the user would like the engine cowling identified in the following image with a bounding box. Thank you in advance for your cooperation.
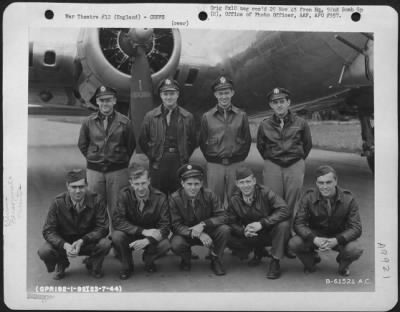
[76,28,181,104]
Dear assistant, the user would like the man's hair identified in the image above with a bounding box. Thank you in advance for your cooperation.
[315,165,337,180]
[128,164,149,180]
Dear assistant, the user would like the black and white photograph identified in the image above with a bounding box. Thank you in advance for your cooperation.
[3,3,398,311]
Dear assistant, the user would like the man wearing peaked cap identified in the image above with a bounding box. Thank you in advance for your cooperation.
[78,85,136,225]
[289,165,363,276]
[256,87,312,257]
[37,169,111,280]
[199,75,251,206]
[139,77,197,195]
[169,163,230,276]
[226,166,291,279]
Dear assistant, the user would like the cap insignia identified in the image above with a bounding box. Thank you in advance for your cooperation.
[220,77,226,83]
[273,88,280,94]
[187,165,192,170]
[165,79,171,85]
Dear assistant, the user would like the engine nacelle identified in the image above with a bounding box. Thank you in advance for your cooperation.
[76,28,181,104]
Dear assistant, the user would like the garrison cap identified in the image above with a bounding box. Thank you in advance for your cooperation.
[66,168,86,183]
[178,164,204,180]
[212,75,234,91]
[95,85,116,98]
[267,87,290,102]
[158,78,180,93]
[235,166,254,181]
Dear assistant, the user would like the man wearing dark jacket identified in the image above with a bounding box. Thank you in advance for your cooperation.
[170,164,230,276]
[112,165,170,280]
[288,165,363,276]
[199,76,251,205]
[37,169,111,280]
[227,166,291,279]
[257,87,312,256]
[139,78,197,195]
[78,85,136,218]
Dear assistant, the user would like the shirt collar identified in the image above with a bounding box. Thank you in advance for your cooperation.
[272,109,292,124]
[162,104,178,115]
[216,104,232,114]
[98,111,115,120]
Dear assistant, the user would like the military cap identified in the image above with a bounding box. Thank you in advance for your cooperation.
[95,85,116,98]
[235,166,254,181]
[212,75,234,91]
[177,163,204,180]
[158,78,180,93]
[66,168,86,183]
[267,87,290,102]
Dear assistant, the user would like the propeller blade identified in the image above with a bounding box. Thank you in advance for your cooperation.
[129,45,155,153]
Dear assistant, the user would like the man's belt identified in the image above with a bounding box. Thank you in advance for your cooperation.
[221,158,230,165]
[164,147,178,153]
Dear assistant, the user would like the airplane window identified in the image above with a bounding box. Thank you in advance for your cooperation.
[44,51,56,65]
[185,68,198,85]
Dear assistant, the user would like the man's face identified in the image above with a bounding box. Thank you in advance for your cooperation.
[130,173,151,198]
[67,179,87,202]
[316,172,337,198]
[269,97,290,118]
[181,177,203,198]
[214,88,234,109]
[160,90,179,110]
[236,175,256,197]
[97,95,116,116]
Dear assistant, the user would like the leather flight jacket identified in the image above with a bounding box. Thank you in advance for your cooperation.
[256,110,312,167]
[138,105,197,168]
[199,105,251,165]
[78,111,136,172]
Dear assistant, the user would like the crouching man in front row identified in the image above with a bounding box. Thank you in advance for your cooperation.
[289,165,363,276]
[170,164,231,276]
[227,166,291,279]
[112,165,170,280]
[38,169,112,280]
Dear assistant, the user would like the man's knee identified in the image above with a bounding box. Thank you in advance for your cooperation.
[37,242,56,260]
[171,235,186,252]
[215,225,231,238]
[158,238,171,254]
[111,230,128,246]
[342,241,364,261]
[288,236,305,252]
[275,220,290,233]
[97,237,112,253]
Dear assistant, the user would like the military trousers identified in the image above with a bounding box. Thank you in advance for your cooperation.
[111,230,171,272]
[288,235,364,270]
[37,238,112,273]
[228,221,290,260]
[171,225,231,261]
[206,161,244,206]
[87,168,129,221]
[263,159,305,232]
[150,151,182,195]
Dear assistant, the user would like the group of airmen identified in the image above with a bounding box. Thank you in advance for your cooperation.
[37,76,363,281]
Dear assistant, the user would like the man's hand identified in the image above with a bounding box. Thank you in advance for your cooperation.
[244,228,258,238]
[63,243,76,257]
[142,229,162,241]
[199,232,213,248]
[313,237,329,251]
[70,239,84,256]
[245,222,262,233]
[189,222,205,238]
[319,238,338,251]
[129,238,150,251]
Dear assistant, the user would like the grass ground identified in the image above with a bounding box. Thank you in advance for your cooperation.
[250,120,362,154]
